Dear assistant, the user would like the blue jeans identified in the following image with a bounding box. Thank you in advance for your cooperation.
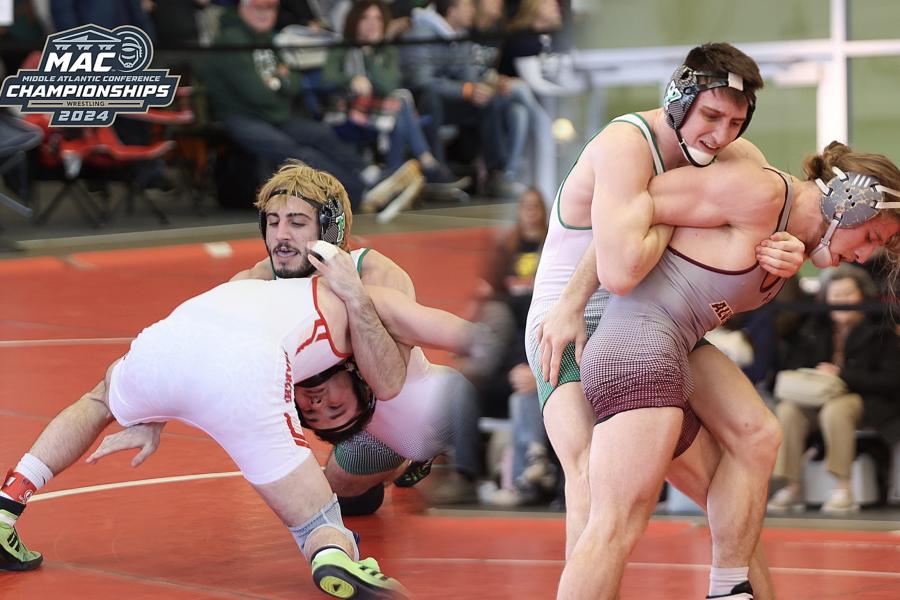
[510,390,547,481]
[442,369,483,479]
[223,113,366,209]
[416,84,506,171]
[498,81,548,180]
[334,96,432,174]
[386,97,431,172]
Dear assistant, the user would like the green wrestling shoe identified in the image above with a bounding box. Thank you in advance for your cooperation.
[393,458,434,488]
[311,548,409,599]
[0,518,43,572]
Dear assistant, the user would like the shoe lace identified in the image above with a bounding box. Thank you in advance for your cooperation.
[5,529,22,554]
[359,559,389,582]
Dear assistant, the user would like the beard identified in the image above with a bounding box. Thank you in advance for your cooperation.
[275,262,315,279]
[270,244,315,279]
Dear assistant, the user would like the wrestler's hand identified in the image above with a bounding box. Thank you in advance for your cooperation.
[307,241,367,303]
[756,231,805,278]
[536,299,587,388]
[86,422,164,467]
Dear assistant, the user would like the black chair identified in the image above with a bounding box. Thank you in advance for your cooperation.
[0,111,42,222]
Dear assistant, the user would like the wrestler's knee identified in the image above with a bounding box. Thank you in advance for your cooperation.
[77,378,114,421]
[740,403,781,469]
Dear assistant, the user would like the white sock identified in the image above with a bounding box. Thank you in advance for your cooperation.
[708,566,750,596]
[0,453,54,501]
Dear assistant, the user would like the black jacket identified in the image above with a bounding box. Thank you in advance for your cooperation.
[780,313,900,435]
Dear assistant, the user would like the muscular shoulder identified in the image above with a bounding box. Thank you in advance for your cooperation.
[584,120,657,183]
[358,249,416,299]
[712,161,786,224]
[230,258,274,281]
[717,138,767,166]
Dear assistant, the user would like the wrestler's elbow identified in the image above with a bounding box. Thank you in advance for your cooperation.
[373,374,404,400]
[597,263,640,296]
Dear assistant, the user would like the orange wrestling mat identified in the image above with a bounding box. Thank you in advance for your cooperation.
[2,229,898,598]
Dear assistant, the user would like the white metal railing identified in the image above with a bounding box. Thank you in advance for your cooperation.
[569,0,900,150]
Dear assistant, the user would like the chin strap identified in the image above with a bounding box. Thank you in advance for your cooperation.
[676,129,715,167]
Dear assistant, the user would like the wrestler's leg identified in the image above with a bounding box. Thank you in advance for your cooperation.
[557,408,682,600]
[542,382,595,558]
[684,345,780,598]
[1,360,121,571]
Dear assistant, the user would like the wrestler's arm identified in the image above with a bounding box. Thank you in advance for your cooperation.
[365,285,474,355]
[718,139,807,278]
[310,250,407,400]
[355,250,416,386]
[647,159,784,230]
[359,250,417,300]
[230,258,274,281]
[589,126,674,295]
[536,242,597,384]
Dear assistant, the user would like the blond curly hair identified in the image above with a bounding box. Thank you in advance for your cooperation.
[255,160,354,251]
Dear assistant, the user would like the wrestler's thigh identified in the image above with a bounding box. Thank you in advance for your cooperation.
[688,344,770,443]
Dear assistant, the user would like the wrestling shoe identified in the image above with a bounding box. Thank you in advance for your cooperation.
[394,458,434,488]
[706,580,753,599]
[0,518,42,572]
[312,548,409,599]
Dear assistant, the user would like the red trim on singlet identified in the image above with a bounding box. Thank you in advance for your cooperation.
[294,278,351,359]
[667,167,792,278]
[667,246,759,275]
[311,276,352,359]
[283,412,311,448]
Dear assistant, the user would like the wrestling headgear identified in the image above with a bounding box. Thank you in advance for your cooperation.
[809,166,900,268]
[663,64,755,167]
[296,360,376,445]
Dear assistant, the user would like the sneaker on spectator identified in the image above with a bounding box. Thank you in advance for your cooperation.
[766,485,805,514]
[520,444,556,492]
[487,171,526,199]
[375,171,425,224]
[422,163,471,189]
[360,159,421,214]
[418,470,478,505]
[820,488,859,514]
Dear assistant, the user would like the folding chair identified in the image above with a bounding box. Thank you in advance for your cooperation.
[0,112,42,221]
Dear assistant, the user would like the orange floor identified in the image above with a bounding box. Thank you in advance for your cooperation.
[2,230,899,599]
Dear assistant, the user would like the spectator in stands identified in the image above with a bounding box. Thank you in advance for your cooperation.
[465,188,555,506]
[51,0,155,36]
[322,0,470,195]
[204,0,411,210]
[401,0,526,197]
[0,1,49,72]
[768,265,900,514]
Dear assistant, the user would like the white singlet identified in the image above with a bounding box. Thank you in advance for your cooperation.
[108,277,349,484]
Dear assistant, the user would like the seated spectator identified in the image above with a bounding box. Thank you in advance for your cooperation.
[321,0,470,197]
[0,0,49,74]
[767,265,900,514]
[51,0,155,36]
[204,0,412,210]
[496,0,582,203]
[466,188,556,506]
[400,0,525,197]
